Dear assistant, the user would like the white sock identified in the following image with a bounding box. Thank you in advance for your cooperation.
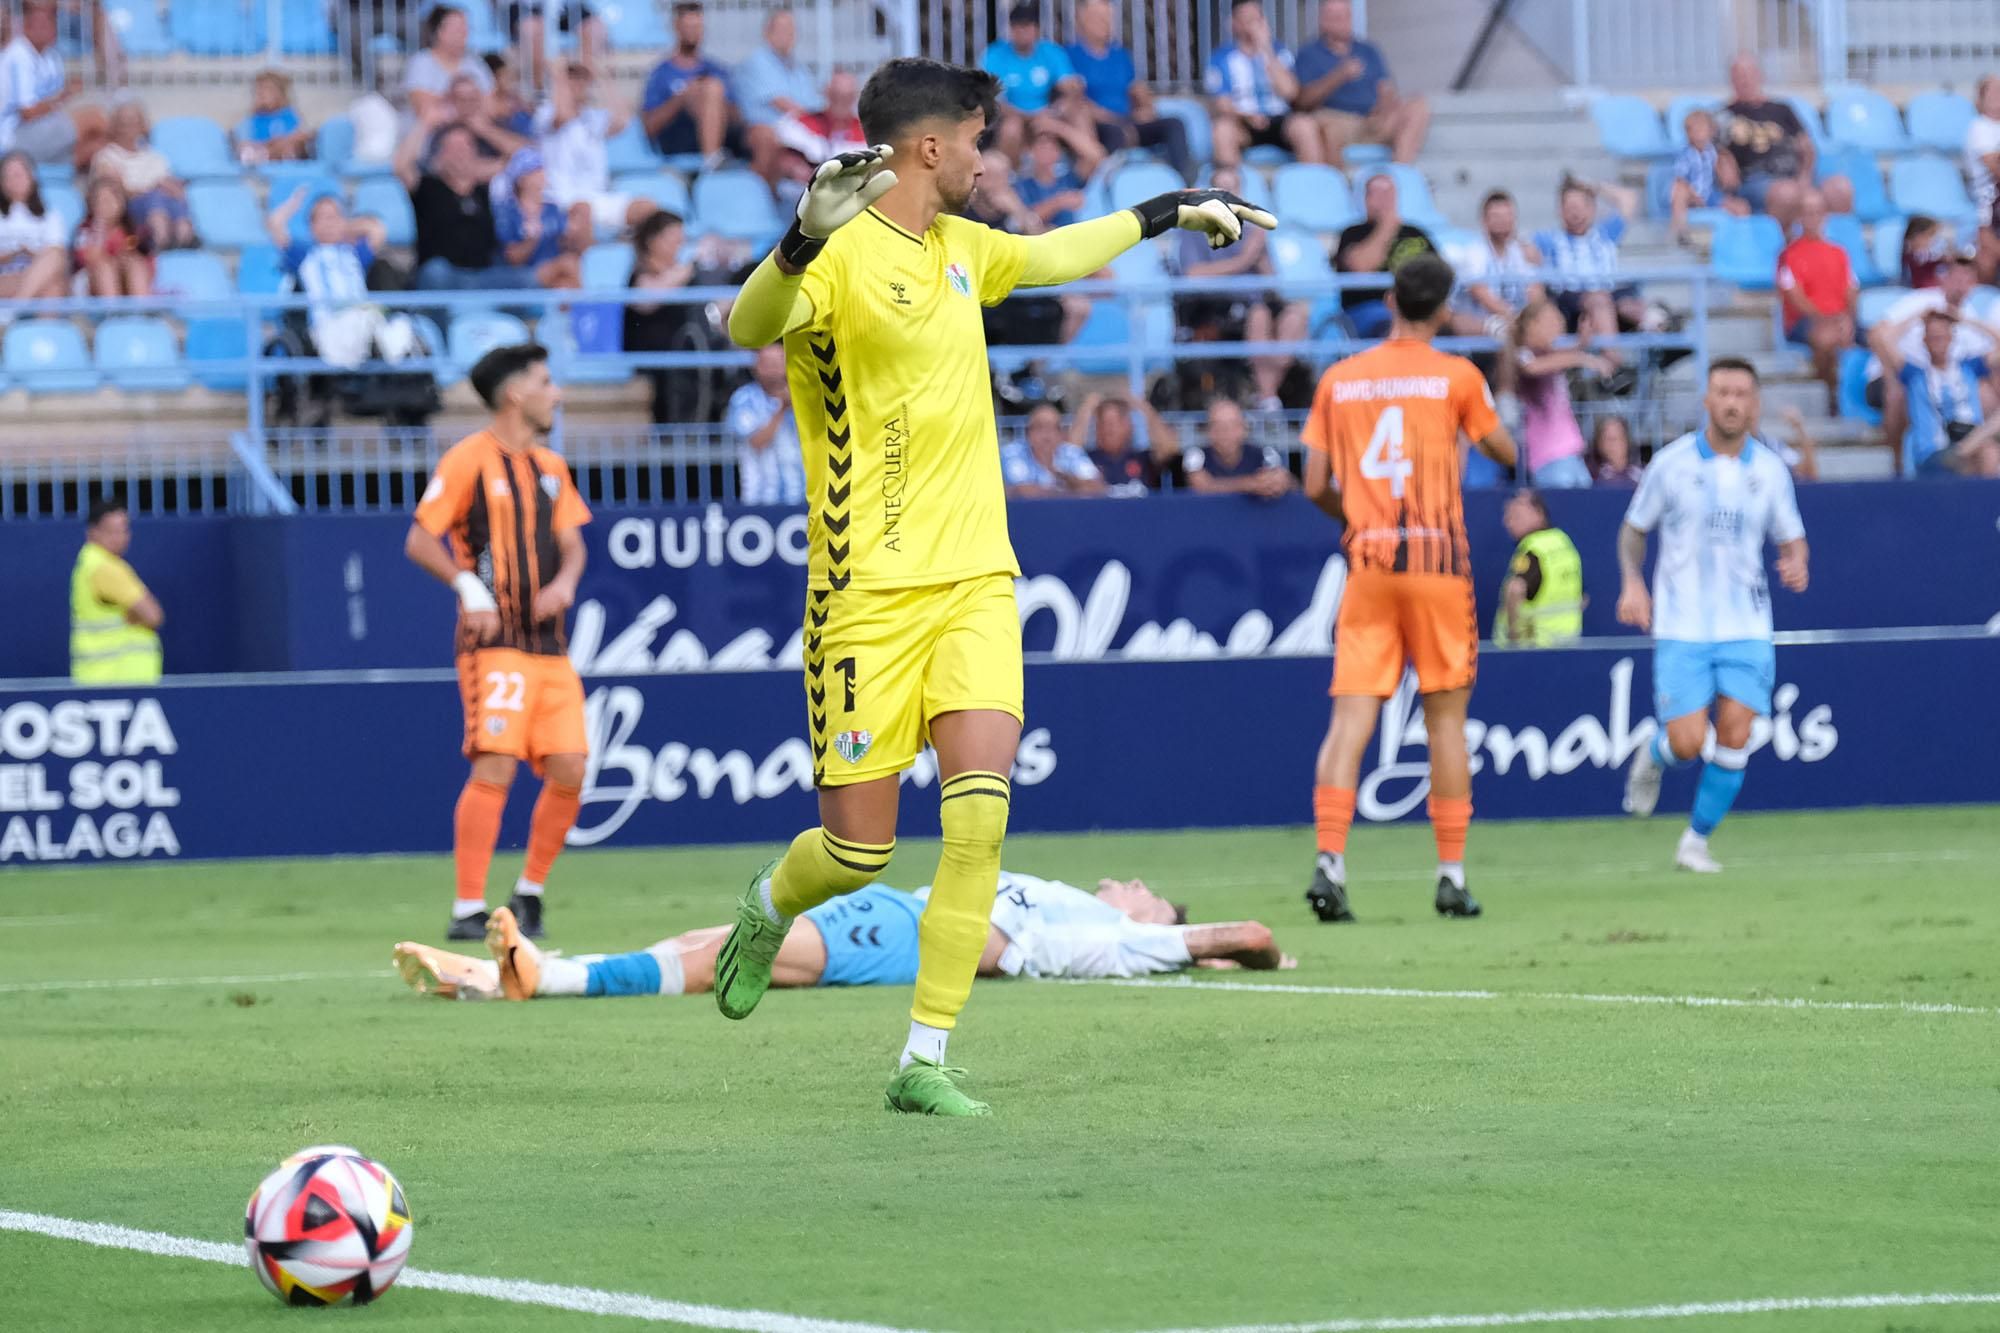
[514,878,543,898]
[538,956,588,997]
[451,899,486,920]
[757,875,788,927]
[645,943,688,996]
[1680,828,1708,851]
[1321,850,1346,882]
[1438,860,1465,889]
[899,1020,949,1069]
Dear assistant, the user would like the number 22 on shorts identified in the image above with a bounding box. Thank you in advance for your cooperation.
[1362,405,1412,499]
[483,671,525,712]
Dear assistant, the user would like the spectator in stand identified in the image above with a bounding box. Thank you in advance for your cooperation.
[1453,189,1543,336]
[1866,248,1990,441]
[72,173,151,297]
[982,4,1081,146]
[1063,0,1193,182]
[1669,108,1747,245]
[494,150,580,289]
[1900,215,1951,289]
[1872,307,2000,478]
[1507,297,1612,489]
[1533,176,1644,338]
[726,344,808,506]
[507,1,607,91]
[1770,406,1820,483]
[1776,187,1856,413]
[235,69,312,164]
[93,102,195,250]
[484,53,536,137]
[267,187,414,369]
[1072,391,1181,496]
[769,69,865,208]
[1176,164,1309,409]
[444,71,530,163]
[1187,397,1292,497]
[641,2,741,169]
[1333,172,1435,338]
[0,1,106,173]
[1291,0,1428,166]
[539,61,655,240]
[405,6,494,126]
[1588,415,1643,486]
[1004,401,1106,498]
[738,7,822,187]
[1014,126,1102,232]
[397,120,532,291]
[0,149,68,299]
[1206,0,1323,168]
[624,210,716,423]
[1718,52,1823,232]
[1965,77,2000,283]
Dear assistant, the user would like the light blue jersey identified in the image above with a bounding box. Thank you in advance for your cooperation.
[805,886,925,987]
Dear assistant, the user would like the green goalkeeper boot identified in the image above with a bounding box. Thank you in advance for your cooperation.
[714,858,787,1021]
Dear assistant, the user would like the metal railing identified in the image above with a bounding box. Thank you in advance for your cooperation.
[0,263,1711,519]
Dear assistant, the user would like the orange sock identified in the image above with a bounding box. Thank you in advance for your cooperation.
[522,780,581,887]
[1428,795,1472,864]
[453,778,508,905]
[1313,786,1355,855]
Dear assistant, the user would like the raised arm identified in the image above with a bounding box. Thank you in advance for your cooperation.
[266,185,306,248]
[1869,311,1917,377]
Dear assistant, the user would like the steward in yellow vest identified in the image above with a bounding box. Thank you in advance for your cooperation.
[71,499,164,684]
[1497,488,1583,647]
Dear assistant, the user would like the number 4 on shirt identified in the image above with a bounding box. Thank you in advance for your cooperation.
[1361,405,1412,499]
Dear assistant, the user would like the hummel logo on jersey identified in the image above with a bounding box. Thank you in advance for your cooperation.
[946,262,971,299]
[834,729,873,764]
[889,281,910,305]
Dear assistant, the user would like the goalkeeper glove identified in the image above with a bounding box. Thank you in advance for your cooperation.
[1129,189,1279,250]
[778,144,898,268]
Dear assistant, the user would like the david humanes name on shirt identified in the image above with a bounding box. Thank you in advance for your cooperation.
[1333,376,1452,403]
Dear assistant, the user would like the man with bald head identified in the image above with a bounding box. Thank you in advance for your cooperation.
[1775,187,1856,412]
[1718,53,1816,231]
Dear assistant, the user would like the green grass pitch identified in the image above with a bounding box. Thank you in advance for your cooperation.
[3,806,1996,1332]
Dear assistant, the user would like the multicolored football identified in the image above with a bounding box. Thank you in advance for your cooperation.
[243,1147,412,1306]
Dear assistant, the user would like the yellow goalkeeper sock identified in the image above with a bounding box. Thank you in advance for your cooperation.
[768,826,895,919]
[910,770,1011,1031]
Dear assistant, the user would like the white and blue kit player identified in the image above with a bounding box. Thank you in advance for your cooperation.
[1616,359,1810,872]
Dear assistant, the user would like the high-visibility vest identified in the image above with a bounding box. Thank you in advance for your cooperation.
[71,542,162,684]
[1497,527,1583,647]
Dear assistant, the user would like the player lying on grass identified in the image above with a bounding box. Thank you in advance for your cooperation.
[393,873,1290,1002]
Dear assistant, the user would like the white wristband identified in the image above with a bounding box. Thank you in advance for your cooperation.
[452,571,497,614]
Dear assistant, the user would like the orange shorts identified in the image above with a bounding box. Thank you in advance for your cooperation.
[1331,571,1478,698]
[457,647,588,769]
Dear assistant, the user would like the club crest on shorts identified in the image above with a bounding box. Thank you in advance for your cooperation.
[485,716,507,736]
[834,729,873,764]
[946,262,971,299]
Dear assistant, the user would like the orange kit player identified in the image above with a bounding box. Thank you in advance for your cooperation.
[1299,253,1517,923]
[404,343,590,942]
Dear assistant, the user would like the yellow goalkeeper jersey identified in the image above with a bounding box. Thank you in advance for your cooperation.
[778,207,1032,592]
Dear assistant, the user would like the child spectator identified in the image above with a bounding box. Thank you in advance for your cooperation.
[92,102,195,250]
[0,149,68,299]
[1587,414,1643,486]
[235,69,310,164]
[1901,215,1951,289]
[267,186,412,369]
[1509,298,1614,489]
[494,151,579,289]
[538,61,654,241]
[72,174,151,296]
[484,53,536,137]
[1670,109,1745,244]
[1013,127,1097,231]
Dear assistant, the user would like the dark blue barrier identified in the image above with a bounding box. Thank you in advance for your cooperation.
[2,483,1996,682]
[1,634,1992,864]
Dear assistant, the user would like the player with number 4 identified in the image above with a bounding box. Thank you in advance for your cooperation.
[1297,254,1518,924]
[405,343,591,944]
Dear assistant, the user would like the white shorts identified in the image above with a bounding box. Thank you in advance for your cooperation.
[997,919,1193,981]
[572,191,634,233]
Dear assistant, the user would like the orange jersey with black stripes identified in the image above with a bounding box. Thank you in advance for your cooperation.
[414,430,591,658]
[1301,339,1498,578]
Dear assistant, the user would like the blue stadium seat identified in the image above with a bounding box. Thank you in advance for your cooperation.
[691,169,780,241]
[1781,94,1831,153]
[1890,156,1976,228]
[1907,91,1976,156]
[605,118,663,174]
[152,116,237,180]
[1868,215,1906,286]
[1340,143,1391,167]
[1819,148,1894,223]
[315,115,355,171]
[1273,162,1355,233]
[1381,164,1443,228]
[352,178,416,247]
[155,250,231,301]
[1857,285,1910,328]
[598,0,668,47]
[1267,227,1332,285]
[1664,95,1723,147]
[1152,96,1213,166]
[582,242,634,291]
[5,319,99,393]
[1243,143,1291,167]
[1592,95,1672,158]
[257,162,338,199]
[1109,160,1184,213]
[1710,214,1784,290]
[279,0,335,54]
[236,243,287,294]
[185,318,250,391]
[1822,211,1879,286]
[1836,346,1880,425]
[105,0,174,56]
[95,316,189,391]
[1108,240,1166,286]
[1644,160,1676,218]
[42,181,81,230]
[169,0,266,55]
[188,181,269,249]
[1066,298,1137,377]
[542,310,629,384]
[612,171,692,218]
[1826,88,1911,153]
[448,311,533,373]
[461,0,505,53]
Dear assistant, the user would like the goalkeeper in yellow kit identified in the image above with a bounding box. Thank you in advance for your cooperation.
[718,57,1275,1116]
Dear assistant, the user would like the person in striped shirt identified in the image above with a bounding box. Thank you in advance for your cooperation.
[1533,177,1645,341]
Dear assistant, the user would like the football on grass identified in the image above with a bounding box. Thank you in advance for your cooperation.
[243,1147,412,1306]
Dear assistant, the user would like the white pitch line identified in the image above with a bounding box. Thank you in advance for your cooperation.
[0,1209,924,1333]
[0,969,391,995]
[1188,847,1974,892]
[1085,977,2000,1017]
